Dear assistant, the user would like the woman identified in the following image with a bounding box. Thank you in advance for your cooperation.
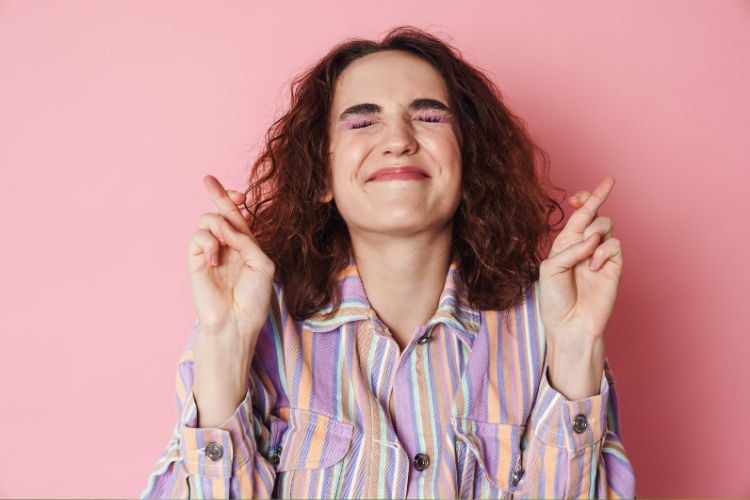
[142,26,635,499]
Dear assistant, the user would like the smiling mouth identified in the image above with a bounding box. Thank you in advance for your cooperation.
[367,166,430,182]
[369,172,429,182]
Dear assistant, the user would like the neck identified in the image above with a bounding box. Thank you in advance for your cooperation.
[348,224,453,348]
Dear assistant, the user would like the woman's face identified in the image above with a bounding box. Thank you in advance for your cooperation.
[324,50,463,239]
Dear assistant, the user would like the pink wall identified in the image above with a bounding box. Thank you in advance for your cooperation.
[1,1,747,497]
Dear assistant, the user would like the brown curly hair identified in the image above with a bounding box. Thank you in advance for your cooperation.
[242,25,566,321]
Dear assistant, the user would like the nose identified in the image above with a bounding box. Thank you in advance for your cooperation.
[379,118,418,156]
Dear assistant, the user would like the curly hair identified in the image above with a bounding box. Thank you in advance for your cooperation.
[242,25,566,321]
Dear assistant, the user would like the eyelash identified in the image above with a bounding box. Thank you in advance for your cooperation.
[347,115,446,130]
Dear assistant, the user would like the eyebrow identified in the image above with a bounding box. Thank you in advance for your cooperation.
[337,98,451,121]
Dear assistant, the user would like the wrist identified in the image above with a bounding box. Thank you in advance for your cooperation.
[546,335,605,400]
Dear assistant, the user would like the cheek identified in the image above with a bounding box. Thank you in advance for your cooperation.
[329,139,371,187]
[422,129,461,161]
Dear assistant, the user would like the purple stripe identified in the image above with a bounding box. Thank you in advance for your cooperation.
[515,298,530,418]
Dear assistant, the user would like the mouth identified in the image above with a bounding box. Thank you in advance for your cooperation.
[367,166,430,182]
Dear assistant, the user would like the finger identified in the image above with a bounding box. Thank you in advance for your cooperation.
[564,177,615,234]
[198,212,261,248]
[197,212,273,273]
[203,175,252,235]
[582,216,613,241]
[568,191,590,207]
[198,213,232,245]
[219,223,276,278]
[227,189,246,203]
[589,237,623,271]
[188,228,222,267]
[540,232,601,276]
[227,190,255,222]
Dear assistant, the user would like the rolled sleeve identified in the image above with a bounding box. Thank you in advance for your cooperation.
[179,387,257,478]
[529,362,610,452]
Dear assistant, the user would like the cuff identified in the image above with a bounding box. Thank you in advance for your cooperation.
[529,363,609,452]
[179,387,256,478]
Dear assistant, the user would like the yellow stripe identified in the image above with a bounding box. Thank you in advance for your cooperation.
[487,310,500,423]
[299,327,313,409]
[510,306,525,422]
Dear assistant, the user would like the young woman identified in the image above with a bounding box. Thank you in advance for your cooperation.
[142,26,635,499]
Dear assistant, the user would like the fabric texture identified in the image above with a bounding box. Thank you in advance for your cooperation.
[141,258,636,499]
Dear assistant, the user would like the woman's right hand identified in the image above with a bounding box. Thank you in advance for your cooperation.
[187,174,275,345]
[187,175,275,427]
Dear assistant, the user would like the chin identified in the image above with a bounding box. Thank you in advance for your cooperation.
[359,214,450,236]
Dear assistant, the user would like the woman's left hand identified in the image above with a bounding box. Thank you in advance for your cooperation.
[538,176,623,397]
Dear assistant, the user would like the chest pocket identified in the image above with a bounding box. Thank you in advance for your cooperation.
[276,407,354,498]
[452,417,525,499]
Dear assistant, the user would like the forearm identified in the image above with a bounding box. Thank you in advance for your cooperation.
[546,335,606,400]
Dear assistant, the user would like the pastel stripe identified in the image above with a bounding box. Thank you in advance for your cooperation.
[141,259,636,498]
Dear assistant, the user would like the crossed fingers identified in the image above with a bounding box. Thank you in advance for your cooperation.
[563,176,615,235]
[202,175,254,236]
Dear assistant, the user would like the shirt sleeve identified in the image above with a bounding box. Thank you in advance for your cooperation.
[517,357,637,498]
[140,319,281,499]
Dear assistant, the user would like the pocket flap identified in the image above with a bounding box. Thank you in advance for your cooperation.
[277,407,354,471]
[451,417,524,490]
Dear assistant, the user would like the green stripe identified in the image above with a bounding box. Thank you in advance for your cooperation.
[602,446,629,463]
[589,449,598,497]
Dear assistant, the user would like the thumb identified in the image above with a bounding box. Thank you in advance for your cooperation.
[542,233,601,274]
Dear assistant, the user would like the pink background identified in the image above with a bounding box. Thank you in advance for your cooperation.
[1,1,748,497]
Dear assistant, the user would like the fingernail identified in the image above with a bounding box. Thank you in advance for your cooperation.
[589,259,598,270]
[211,255,218,266]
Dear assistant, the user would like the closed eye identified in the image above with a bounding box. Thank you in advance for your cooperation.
[416,115,446,123]
[346,114,447,130]
[348,119,377,130]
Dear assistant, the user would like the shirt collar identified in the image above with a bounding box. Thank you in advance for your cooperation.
[303,255,481,343]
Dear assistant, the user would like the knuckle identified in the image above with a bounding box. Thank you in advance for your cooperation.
[193,229,218,247]
[218,217,242,238]
[198,212,220,227]
[205,237,219,251]
[192,228,210,240]
[262,257,276,275]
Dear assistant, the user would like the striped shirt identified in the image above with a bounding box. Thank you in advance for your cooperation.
[141,258,636,499]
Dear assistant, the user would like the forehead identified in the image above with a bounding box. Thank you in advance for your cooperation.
[332,50,449,109]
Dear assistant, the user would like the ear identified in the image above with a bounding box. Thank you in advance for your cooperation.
[318,187,333,203]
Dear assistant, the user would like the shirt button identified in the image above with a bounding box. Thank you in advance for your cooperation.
[511,465,524,486]
[269,444,283,466]
[417,333,432,345]
[413,452,430,471]
[573,413,588,434]
[205,441,224,461]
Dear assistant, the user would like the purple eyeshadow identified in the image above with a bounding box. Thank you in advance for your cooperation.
[345,114,447,130]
